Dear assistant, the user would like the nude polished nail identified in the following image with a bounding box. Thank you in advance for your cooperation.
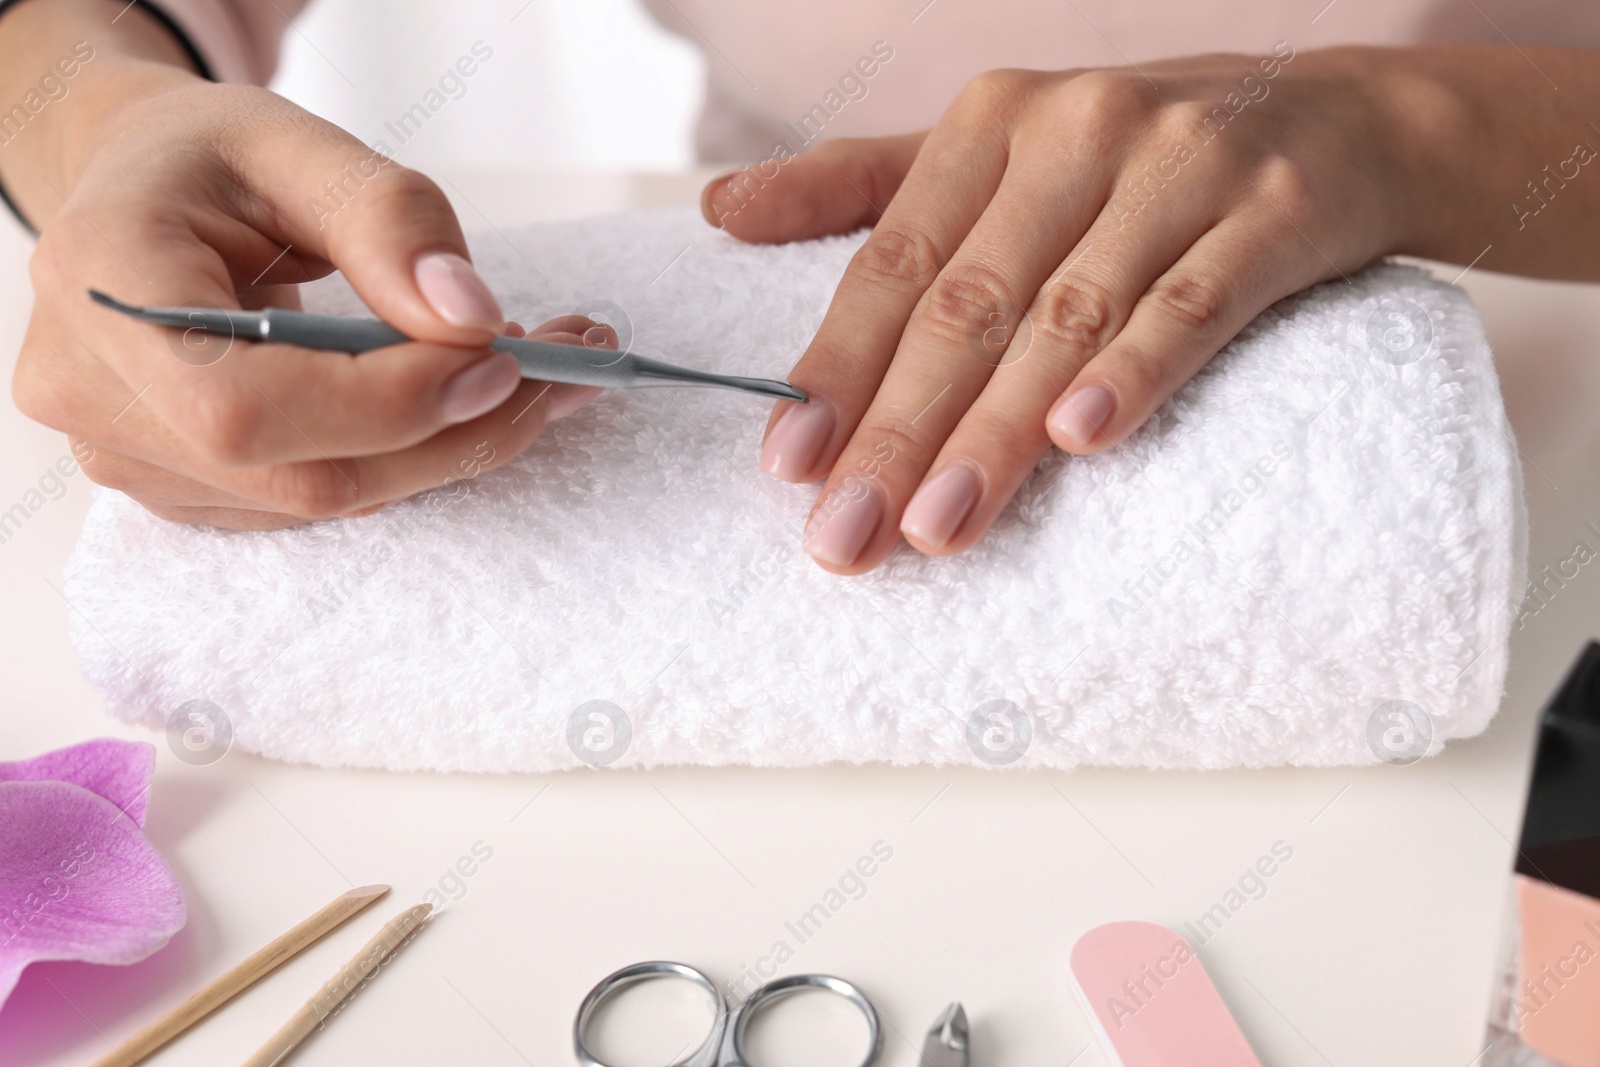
[414,252,504,332]
[440,352,520,424]
[1051,384,1116,447]
[804,482,884,567]
[902,464,982,549]
[760,401,834,480]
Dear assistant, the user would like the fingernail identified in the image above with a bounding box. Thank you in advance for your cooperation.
[760,400,834,480]
[1050,384,1116,447]
[804,481,884,567]
[414,251,504,332]
[441,352,520,423]
[901,463,982,548]
[549,384,603,420]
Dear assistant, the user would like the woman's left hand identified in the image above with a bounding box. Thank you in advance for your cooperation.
[703,46,1430,573]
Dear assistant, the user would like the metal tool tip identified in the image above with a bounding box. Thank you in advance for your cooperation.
[731,377,807,403]
[88,288,135,313]
[929,1002,968,1044]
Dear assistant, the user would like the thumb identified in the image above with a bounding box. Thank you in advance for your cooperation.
[702,131,926,245]
[240,114,504,345]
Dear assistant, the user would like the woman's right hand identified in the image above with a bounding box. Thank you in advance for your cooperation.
[10,43,601,529]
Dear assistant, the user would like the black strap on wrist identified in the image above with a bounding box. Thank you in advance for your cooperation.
[0,0,216,235]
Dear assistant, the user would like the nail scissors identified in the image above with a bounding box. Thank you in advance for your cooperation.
[88,290,807,403]
[573,961,970,1067]
[574,962,878,1067]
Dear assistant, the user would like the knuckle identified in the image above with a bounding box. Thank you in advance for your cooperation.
[1158,101,1217,142]
[361,165,451,219]
[1255,157,1316,228]
[851,224,943,289]
[956,68,1033,118]
[263,460,360,518]
[1149,275,1226,332]
[185,384,265,466]
[1066,69,1148,124]
[1033,276,1118,352]
[1042,71,1152,154]
[849,417,924,474]
[27,230,70,289]
[920,262,1019,343]
[1109,342,1171,398]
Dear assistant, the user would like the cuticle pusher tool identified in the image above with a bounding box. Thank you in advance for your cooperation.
[88,289,808,404]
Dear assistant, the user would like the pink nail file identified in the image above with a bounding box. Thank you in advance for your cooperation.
[1069,921,1263,1067]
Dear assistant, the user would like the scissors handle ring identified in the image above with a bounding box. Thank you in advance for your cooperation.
[574,960,727,1067]
[728,973,882,1067]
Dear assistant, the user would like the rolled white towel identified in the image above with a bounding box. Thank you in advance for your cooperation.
[64,207,1526,772]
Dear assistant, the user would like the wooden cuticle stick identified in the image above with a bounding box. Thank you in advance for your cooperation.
[89,884,390,1067]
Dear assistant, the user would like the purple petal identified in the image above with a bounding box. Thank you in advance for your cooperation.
[0,780,185,1009]
[0,738,155,828]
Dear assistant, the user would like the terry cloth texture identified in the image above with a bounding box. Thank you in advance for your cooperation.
[64,207,1527,772]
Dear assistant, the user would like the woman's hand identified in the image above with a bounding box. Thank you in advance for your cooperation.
[704,47,1429,573]
[6,3,607,530]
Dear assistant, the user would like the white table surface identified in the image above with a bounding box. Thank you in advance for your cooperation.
[2,168,1598,1067]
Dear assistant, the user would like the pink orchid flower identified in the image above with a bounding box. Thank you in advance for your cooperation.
[0,739,186,1010]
